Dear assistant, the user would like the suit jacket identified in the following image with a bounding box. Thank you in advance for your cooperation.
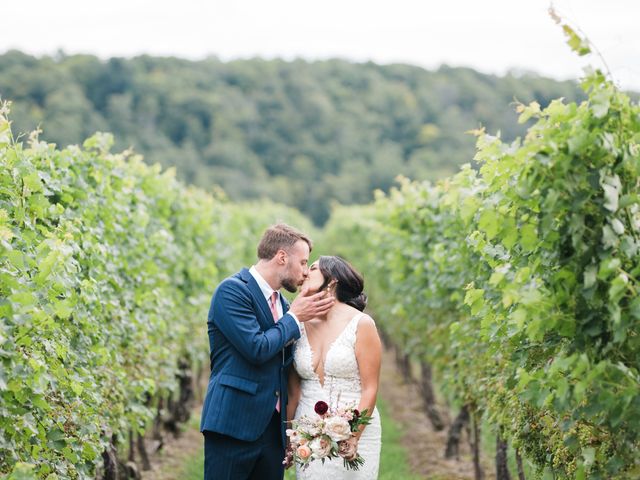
[199,268,301,442]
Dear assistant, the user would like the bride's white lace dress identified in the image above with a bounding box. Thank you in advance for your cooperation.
[293,313,381,479]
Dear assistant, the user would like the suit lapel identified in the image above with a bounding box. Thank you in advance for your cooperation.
[280,295,290,314]
[240,268,277,330]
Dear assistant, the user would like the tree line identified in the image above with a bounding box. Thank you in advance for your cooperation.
[0,50,585,224]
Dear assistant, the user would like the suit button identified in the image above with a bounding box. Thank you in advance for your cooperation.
[275,391,280,397]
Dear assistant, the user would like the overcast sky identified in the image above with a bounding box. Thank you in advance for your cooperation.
[2,0,639,90]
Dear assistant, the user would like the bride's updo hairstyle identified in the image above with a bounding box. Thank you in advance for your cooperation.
[318,256,367,311]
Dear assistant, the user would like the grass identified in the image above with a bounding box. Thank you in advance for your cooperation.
[181,448,204,479]
[174,414,204,480]
[378,397,424,480]
[180,397,422,479]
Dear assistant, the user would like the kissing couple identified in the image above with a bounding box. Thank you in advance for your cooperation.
[200,223,382,479]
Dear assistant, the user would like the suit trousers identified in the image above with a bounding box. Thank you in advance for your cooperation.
[203,410,284,480]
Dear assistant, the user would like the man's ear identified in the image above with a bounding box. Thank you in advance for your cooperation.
[276,249,287,265]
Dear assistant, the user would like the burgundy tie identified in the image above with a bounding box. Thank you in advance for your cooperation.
[270,291,281,412]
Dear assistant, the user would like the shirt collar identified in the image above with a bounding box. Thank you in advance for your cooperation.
[249,265,279,302]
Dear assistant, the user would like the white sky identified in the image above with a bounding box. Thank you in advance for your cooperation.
[2,0,639,90]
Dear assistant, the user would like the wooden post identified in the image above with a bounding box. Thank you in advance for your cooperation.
[496,429,511,480]
[136,432,151,471]
[128,428,135,463]
[102,434,119,480]
[515,448,526,480]
[419,360,445,431]
[472,412,484,480]
[445,405,469,459]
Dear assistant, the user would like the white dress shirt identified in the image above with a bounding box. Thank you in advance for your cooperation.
[249,266,300,329]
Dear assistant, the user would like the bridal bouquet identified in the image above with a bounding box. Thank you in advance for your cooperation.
[284,400,372,471]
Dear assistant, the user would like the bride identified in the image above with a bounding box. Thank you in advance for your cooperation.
[287,256,382,479]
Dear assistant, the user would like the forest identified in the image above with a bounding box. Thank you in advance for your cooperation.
[0,50,585,224]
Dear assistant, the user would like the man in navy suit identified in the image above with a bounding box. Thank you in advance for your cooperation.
[200,223,334,480]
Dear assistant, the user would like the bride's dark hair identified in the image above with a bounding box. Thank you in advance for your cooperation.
[318,256,367,311]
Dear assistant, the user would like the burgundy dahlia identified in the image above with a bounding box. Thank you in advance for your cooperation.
[349,409,361,427]
[314,401,329,415]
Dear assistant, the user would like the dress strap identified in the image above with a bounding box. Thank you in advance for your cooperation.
[345,312,365,342]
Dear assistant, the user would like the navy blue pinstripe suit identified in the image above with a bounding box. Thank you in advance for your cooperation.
[200,268,300,479]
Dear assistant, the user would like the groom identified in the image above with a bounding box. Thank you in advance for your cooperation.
[200,223,333,480]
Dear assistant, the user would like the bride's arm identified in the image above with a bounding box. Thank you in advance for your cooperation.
[354,314,382,439]
[287,367,302,423]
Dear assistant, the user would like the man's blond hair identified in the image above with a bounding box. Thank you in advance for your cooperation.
[257,223,312,260]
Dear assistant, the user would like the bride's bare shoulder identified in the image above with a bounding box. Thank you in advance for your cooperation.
[354,313,381,351]
[356,313,376,330]
[339,304,376,326]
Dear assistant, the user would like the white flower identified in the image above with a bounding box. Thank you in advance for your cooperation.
[324,415,352,442]
[341,410,354,421]
[309,435,333,459]
[297,416,321,437]
[286,428,300,443]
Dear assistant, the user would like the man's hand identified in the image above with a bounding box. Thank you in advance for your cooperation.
[289,287,334,322]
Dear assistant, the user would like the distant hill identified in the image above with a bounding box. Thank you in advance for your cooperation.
[0,51,585,224]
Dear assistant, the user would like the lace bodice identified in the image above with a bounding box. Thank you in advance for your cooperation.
[294,313,363,399]
[292,313,381,479]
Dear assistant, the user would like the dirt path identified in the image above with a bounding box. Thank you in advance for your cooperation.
[138,414,203,480]
[378,348,495,479]
[137,348,494,479]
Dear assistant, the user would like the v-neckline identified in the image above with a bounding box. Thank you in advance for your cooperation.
[304,314,360,388]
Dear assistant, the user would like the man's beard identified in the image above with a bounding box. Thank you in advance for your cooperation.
[281,274,300,293]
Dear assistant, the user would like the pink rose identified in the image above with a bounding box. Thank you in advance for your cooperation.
[309,435,333,459]
[338,438,358,461]
[296,444,312,460]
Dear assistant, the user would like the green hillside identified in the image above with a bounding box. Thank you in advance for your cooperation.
[0,51,584,223]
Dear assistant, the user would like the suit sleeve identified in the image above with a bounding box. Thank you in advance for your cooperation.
[212,281,301,365]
